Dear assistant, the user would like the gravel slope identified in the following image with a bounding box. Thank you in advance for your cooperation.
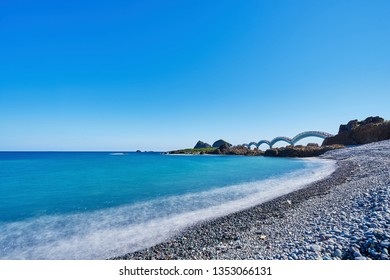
[114,140,390,260]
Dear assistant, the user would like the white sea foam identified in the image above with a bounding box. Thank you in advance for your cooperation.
[0,158,335,259]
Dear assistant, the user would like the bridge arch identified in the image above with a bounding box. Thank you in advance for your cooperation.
[248,142,258,149]
[270,137,292,148]
[242,131,334,149]
[291,131,333,145]
[256,140,271,149]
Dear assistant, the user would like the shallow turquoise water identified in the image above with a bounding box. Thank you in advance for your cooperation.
[0,152,335,259]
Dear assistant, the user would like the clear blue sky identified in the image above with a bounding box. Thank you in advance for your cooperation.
[1,0,389,151]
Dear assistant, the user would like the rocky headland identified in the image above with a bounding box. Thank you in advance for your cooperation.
[263,144,344,158]
[323,116,390,146]
[167,143,343,157]
[264,116,390,157]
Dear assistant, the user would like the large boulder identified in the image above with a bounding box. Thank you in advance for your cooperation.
[194,141,211,149]
[264,149,278,157]
[212,139,232,148]
[322,116,390,146]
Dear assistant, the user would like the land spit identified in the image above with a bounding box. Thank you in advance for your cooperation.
[114,140,390,260]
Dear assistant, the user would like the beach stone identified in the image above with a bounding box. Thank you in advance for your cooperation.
[291,253,298,260]
[321,234,333,240]
[315,255,323,260]
[349,246,359,253]
[334,249,342,257]
[259,235,267,240]
[311,245,322,252]
[326,244,334,251]
[353,251,362,258]
[380,254,389,260]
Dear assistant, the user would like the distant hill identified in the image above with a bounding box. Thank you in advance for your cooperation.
[194,141,211,149]
[212,139,232,148]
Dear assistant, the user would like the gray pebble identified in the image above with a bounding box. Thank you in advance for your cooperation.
[311,245,322,252]
[334,249,342,257]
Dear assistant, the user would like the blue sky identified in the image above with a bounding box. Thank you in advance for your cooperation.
[1,0,389,151]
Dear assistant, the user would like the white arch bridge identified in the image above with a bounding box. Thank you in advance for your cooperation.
[243,131,334,149]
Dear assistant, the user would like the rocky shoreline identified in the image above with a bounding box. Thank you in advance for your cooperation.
[114,140,390,260]
[167,143,344,157]
[167,116,390,158]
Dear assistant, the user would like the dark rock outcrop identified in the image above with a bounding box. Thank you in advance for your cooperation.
[264,144,344,158]
[218,143,231,153]
[194,141,211,149]
[211,145,264,156]
[168,145,263,156]
[264,149,278,157]
[307,143,319,148]
[212,139,232,148]
[322,116,390,146]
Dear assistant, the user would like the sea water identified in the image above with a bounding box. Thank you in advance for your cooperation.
[0,152,335,259]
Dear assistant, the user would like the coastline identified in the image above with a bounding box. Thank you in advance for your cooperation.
[113,140,390,260]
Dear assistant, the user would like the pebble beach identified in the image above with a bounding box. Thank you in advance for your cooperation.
[114,140,390,260]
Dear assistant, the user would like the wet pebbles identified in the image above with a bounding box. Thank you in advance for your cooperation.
[114,140,390,260]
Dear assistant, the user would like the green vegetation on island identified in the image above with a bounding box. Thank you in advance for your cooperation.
[167,147,218,155]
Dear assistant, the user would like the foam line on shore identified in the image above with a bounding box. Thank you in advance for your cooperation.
[0,159,335,259]
[119,140,390,260]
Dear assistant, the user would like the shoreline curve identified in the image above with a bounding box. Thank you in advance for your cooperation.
[113,140,390,260]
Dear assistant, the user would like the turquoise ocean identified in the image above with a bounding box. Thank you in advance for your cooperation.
[0,152,335,259]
